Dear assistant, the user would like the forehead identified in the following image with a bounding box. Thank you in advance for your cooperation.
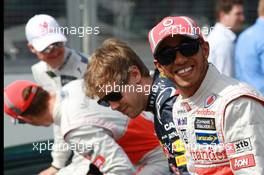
[229,4,244,14]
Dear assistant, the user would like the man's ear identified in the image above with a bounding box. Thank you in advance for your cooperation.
[128,66,142,84]
[27,44,37,54]
[17,115,33,124]
[154,60,166,77]
[201,41,210,61]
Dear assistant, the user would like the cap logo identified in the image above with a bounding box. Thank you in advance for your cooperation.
[39,21,48,30]
[162,18,173,27]
[39,21,49,35]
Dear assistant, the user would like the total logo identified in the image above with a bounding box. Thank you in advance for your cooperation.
[230,154,256,171]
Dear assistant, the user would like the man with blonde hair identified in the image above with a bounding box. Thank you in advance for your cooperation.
[85,38,189,174]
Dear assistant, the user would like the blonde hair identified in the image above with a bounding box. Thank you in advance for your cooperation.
[84,38,149,98]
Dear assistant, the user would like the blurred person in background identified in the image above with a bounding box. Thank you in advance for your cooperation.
[25,14,89,175]
[235,0,264,95]
[207,0,244,77]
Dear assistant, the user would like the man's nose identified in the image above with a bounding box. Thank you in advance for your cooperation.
[173,52,188,65]
[109,101,120,110]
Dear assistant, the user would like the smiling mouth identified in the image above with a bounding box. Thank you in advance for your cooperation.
[119,106,128,114]
[175,66,194,75]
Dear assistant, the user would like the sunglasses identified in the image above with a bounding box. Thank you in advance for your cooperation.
[41,42,65,54]
[97,91,123,107]
[155,39,200,66]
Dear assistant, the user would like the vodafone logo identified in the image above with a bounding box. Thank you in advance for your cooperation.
[230,154,256,170]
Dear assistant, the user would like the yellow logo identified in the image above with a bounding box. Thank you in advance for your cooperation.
[172,140,185,153]
[175,155,187,166]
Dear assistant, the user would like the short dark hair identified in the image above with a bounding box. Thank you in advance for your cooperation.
[21,86,50,117]
[215,0,244,20]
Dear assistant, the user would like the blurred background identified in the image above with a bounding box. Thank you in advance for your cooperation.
[4,0,259,174]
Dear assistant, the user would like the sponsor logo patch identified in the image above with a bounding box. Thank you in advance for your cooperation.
[196,132,219,144]
[175,155,187,167]
[226,138,252,155]
[196,109,216,116]
[230,154,256,171]
[93,155,105,169]
[195,117,216,130]
[204,94,217,108]
[164,122,176,131]
[181,102,191,112]
[176,117,187,126]
[172,140,185,153]
[190,148,228,161]
[180,129,188,144]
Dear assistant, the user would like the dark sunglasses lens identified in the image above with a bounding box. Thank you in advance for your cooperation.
[97,92,122,107]
[54,42,64,47]
[97,99,110,107]
[179,41,199,57]
[157,48,177,65]
[106,92,123,101]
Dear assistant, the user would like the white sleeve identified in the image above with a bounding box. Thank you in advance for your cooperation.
[51,124,72,169]
[209,42,234,77]
[31,64,42,85]
[56,155,91,175]
[65,125,135,175]
[224,97,264,174]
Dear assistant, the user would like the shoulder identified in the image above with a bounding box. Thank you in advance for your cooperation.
[154,77,178,110]
[31,61,47,72]
[67,48,89,64]
[218,77,263,104]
